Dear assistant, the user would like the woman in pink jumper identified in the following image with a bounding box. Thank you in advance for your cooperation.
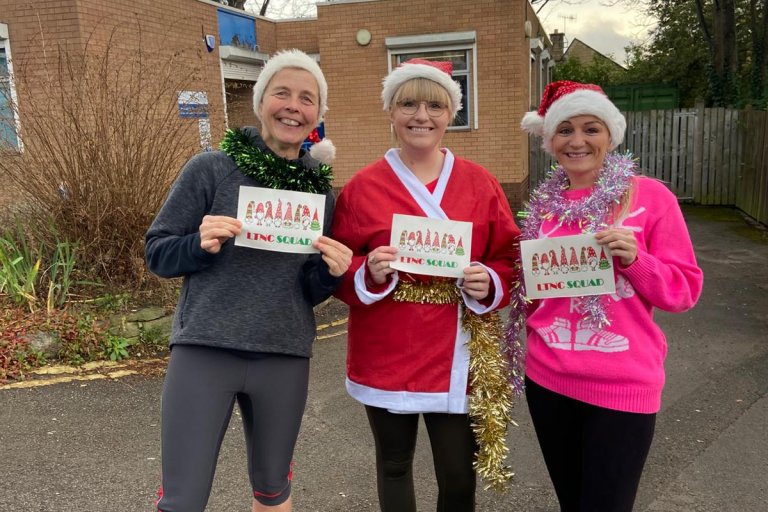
[513,81,704,512]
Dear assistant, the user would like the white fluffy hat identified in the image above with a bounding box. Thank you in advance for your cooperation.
[253,49,328,122]
[381,58,463,117]
[521,80,626,155]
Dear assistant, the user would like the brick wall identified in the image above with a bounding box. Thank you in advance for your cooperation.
[275,18,319,54]
[0,0,230,211]
[255,17,277,55]
[310,0,531,211]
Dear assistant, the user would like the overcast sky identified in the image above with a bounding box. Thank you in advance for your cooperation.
[534,0,656,66]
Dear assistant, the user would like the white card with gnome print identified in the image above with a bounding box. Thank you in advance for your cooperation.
[388,214,472,278]
[235,186,325,254]
[520,233,616,299]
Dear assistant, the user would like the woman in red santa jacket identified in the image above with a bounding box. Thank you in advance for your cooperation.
[332,59,521,511]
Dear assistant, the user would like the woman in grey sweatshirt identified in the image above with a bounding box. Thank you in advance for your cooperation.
[145,50,351,512]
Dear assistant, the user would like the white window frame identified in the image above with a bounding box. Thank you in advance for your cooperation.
[529,37,544,110]
[0,23,21,150]
[529,51,536,109]
[385,31,477,130]
[539,49,549,102]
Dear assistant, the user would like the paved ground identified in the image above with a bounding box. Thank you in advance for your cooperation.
[1,206,767,512]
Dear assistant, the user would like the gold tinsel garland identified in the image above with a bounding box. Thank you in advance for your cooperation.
[392,278,461,304]
[393,279,514,491]
[463,308,514,490]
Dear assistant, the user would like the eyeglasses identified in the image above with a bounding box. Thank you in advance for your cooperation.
[396,100,448,117]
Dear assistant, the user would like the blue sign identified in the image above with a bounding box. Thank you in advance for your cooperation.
[178,91,209,119]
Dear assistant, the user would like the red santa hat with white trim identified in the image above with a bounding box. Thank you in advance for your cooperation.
[521,80,626,156]
[381,58,463,117]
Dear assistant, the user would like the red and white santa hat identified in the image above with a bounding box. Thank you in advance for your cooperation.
[381,58,463,117]
[521,80,626,155]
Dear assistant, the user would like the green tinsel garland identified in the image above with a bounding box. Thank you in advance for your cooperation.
[219,128,333,194]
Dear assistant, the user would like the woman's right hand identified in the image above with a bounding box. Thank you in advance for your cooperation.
[199,215,242,254]
[366,246,398,284]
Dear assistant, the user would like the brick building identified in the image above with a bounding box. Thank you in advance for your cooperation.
[0,0,554,210]
[549,29,624,71]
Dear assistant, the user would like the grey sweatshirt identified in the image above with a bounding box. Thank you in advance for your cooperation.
[145,128,341,357]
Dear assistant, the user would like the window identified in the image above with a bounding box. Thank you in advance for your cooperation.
[0,23,19,150]
[386,32,477,130]
[217,9,257,51]
[529,37,545,110]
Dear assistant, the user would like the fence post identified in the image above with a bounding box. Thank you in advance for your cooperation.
[692,101,705,204]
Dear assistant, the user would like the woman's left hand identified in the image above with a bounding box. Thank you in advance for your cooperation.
[462,266,491,301]
[595,228,638,266]
[314,236,353,277]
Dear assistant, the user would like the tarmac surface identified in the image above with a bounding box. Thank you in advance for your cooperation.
[1,205,767,512]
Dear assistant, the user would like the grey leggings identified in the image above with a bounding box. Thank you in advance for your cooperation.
[156,344,309,512]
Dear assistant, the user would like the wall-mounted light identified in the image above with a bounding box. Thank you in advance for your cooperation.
[205,35,216,52]
[356,29,372,46]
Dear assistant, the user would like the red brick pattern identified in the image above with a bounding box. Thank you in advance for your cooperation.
[0,0,548,211]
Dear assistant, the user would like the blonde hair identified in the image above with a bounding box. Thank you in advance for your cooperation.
[391,78,453,115]
[610,179,636,224]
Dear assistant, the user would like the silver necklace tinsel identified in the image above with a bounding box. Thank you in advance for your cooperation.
[504,152,636,396]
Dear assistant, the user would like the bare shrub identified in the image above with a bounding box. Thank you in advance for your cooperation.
[0,26,202,288]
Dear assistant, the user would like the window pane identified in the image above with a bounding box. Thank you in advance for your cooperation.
[397,50,467,71]
[0,48,17,148]
[453,75,468,127]
[217,10,257,51]
[0,98,17,149]
[0,47,8,79]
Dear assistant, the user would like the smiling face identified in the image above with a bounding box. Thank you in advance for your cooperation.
[389,78,452,155]
[258,68,320,159]
[552,115,612,189]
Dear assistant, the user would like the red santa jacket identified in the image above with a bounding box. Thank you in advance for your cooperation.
[332,149,520,413]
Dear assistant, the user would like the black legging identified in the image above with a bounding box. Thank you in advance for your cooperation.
[365,405,477,512]
[525,376,656,512]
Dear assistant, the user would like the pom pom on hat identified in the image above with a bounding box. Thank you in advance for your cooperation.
[309,138,336,165]
[253,49,328,122]
[381,58,463,117]
[521,80,626,155]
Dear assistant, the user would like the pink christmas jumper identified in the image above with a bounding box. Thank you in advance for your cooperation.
[525,176,704,414]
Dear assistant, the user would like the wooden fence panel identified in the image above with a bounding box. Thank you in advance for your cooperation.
[740,109,768,225]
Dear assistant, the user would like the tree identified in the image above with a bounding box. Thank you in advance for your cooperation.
[218,0,249,9]
[553,55,628,86]
[242,0,317,18]
[748,0,768,107]
[623,1,710,106]
[618,0,767,108]
[693,0,740,106]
